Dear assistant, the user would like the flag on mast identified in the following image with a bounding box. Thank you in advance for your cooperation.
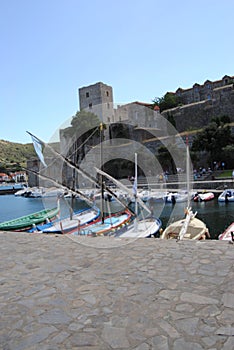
[28,132,47,167]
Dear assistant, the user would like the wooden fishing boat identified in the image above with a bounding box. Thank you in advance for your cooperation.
[218,222,234,241]
[116,217,162,238]
[72,210,132,236]
[35,207,100,234]
[0,207,59,231]
[161,208,210,240]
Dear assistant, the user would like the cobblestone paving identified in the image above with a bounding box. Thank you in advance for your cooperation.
[0,232,234,349]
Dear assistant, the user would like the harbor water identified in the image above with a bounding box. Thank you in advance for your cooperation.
[0,194,233,239]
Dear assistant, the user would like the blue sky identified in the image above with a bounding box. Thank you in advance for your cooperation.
[1,0,233,144]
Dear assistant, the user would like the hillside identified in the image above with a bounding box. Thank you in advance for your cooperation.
[0,140,36,172]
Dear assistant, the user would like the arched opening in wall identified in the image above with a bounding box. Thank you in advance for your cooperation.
[101,158,145,182]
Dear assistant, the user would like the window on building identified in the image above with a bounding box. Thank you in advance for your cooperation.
[86,92,89,98]
[106,91,109,97]
[89,103,92,109]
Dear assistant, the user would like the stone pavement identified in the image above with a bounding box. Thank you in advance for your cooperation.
[0,232,234,350]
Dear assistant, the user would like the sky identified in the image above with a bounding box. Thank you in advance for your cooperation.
[1,0,234,144]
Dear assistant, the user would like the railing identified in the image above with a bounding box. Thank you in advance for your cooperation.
[133,177,234,192]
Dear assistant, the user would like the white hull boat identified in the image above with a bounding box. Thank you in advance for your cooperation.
[193,192,215,202]
[117,217,162,238]
[218,189,234,202]
[35,207,100,234]
[72,210,132,236]
[219,222,234,241]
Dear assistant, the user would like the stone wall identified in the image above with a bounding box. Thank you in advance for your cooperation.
[162,84,234,132]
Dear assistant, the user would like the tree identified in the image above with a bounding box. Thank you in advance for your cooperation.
[63,109,101,161]
[157,145,177,174]
[153,92,182,112]
[192,118,233,167]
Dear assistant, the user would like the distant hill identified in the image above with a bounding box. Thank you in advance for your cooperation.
[0,140,36,172]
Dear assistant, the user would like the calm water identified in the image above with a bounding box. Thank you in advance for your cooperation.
[0,194,233,239]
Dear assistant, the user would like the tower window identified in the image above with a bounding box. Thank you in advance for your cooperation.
[86,92,89,98]
[89,103,92,109]
[106,91,109,97]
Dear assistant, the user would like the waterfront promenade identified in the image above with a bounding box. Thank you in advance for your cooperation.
[0,232,234,349]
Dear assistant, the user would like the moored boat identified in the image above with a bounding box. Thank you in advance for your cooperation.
[218,222,234,241]
[116,217,162,238]
[0,207,59,231]
[72,210,132,236]
[193,191,215,202]
[35,207,100,234]
[161,208,210,240]
[218,189,234,202]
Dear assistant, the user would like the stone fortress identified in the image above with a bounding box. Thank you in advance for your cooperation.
[29,76,234,187]
[78,81,161,129]
[78,76,234,133]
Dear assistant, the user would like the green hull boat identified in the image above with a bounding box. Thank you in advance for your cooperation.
[0,207,59,231]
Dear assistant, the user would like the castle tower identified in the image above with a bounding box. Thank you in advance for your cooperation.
[78,82,115,124]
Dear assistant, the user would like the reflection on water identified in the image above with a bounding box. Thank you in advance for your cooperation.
[0,195,233,240]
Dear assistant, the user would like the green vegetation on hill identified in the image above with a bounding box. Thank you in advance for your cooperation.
[0,140,36,173]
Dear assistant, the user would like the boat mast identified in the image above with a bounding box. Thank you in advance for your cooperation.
[186,135,190,208]
[134,153,138,231]
[100,123,104,224]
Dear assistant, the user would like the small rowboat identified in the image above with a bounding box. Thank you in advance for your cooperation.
[0,207,59,231]
[161,208,210,240]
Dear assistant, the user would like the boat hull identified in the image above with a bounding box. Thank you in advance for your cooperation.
[37,207,100,234]
[219,222,234,241]
[0,207,59,231]
[116,217,162,238]
[161,217,209,240]
[72,211,132,236]
[218,189,234,202]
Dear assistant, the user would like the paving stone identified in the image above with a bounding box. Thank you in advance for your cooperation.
[69,332,100,347]
[158,319,180,338]
[174,317,200,336]
[222,292,234,308]
[132,343,150,350]
[217,309,234,324]
[216,326,234,336]
[38,308,72,324]
[8,326,58,350]
[101,325,130,348]
[151,335,169,349]
[173,338,204,350]
[222,337,234,350]
[180,292,219,305]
